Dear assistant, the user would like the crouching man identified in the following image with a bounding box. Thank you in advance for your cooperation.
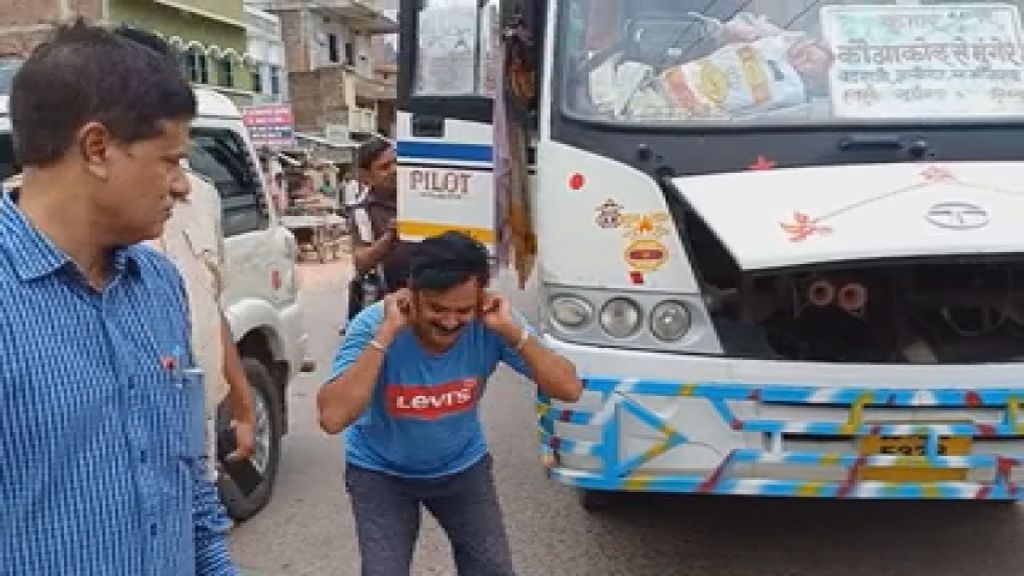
[318,231,583,576]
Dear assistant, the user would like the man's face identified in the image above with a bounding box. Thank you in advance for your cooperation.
[97,119,191,244]
[410,277,482,350]
[365,147,397,191]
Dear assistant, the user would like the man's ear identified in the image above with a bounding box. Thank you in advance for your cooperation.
[78,121,113,180]
[403,290,418,318]
[478,289,499,315]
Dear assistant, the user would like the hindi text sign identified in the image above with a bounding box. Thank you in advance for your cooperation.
[822,4,1024,118]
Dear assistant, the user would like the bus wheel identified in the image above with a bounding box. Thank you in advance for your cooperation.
[578,488,616,512]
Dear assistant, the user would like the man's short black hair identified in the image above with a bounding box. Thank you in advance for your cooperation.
[10,19,196,167]
[357,137,392,172]
[409,231,491,292]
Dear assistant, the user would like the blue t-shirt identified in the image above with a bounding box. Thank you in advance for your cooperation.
[329,302,536,478]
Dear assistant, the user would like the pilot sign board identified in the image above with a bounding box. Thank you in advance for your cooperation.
[397,164,495,250]
[408,168,474,200]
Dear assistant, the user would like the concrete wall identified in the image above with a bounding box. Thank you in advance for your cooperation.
[277,9,310,73]
[273,3,394,138]
[0,0,103,57]
[277,7,373,75]
[288,67,348,133]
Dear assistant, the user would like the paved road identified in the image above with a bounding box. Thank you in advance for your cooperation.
[231,258,1024,576]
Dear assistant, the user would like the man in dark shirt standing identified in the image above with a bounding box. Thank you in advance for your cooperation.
[346,138,411,320]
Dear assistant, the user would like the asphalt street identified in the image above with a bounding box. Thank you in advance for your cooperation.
[230,257,1024,576]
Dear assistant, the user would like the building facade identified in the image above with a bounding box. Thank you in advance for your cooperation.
[110,0,255,105]
[265,0,397,143]
[0,0,263,106]
[245,4,287,104]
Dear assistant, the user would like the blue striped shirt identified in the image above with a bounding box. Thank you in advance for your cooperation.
[0,193,236,575]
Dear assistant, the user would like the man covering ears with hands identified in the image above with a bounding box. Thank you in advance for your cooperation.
[318,231,582,576]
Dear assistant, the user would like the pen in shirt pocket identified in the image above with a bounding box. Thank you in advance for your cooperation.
[161,346,203,379]
[175,345,205,377]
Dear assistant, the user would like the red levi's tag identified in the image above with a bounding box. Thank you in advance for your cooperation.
[386,378,480,420]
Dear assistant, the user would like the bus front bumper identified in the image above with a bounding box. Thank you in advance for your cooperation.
[539,339,1024,500]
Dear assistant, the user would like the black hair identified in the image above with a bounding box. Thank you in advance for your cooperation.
[409,231,491,292]
[357,137,392,171]
[10,19,196,167]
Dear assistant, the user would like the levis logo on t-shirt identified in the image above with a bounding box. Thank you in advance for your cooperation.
[386,378,480,420]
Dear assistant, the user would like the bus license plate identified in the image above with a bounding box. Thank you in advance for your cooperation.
[857,435,971,482]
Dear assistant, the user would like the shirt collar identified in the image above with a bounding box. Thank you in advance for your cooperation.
[0,191,140,282]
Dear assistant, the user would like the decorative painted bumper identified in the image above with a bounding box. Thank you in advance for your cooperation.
[538,377,1024,500]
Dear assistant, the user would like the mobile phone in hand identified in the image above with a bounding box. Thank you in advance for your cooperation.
[217,427,263,496]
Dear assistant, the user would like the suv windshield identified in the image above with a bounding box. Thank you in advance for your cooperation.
[1,59,22,184]
[0,134,14,184]
[0,57,21,95]
[562,1,1024,126]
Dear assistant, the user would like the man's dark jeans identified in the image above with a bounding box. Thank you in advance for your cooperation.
[345,454,517,576]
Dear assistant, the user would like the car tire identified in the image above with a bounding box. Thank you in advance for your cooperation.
[216,357,284,522]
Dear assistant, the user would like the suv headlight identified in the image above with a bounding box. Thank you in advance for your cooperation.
[600,298,643,338]
[650,301,691,342]
[550,295,593,329]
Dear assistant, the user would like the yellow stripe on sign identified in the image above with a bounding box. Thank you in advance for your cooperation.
[1009,396,1021,425]
[642,441,671,462]
[678,383,697,397]
[796,482,824,497]
[397,220,496,243]
[846,392,873,428]
[623,475,653,491]
[819,453,842,467]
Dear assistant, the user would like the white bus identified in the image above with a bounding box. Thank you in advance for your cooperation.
[396,0,1024,505]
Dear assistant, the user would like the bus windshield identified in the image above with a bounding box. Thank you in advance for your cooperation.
[561,1,1024,126]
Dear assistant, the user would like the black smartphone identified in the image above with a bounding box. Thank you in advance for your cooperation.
[217,427,263,497]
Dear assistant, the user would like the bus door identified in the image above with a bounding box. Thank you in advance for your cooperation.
[396,0,506,252]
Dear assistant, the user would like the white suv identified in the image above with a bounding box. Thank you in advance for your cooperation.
[0,87,311,522]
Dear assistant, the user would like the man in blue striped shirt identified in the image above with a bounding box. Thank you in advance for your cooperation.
[0,21,237,574]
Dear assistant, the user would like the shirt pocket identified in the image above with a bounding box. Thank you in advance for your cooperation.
[129,369,206,462]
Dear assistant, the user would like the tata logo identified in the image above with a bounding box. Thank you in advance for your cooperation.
[925,202,989,230]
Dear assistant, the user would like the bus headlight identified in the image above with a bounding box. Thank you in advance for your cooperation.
[600,298,642,338]
[550,295,593,329]
[650,301,691,342]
